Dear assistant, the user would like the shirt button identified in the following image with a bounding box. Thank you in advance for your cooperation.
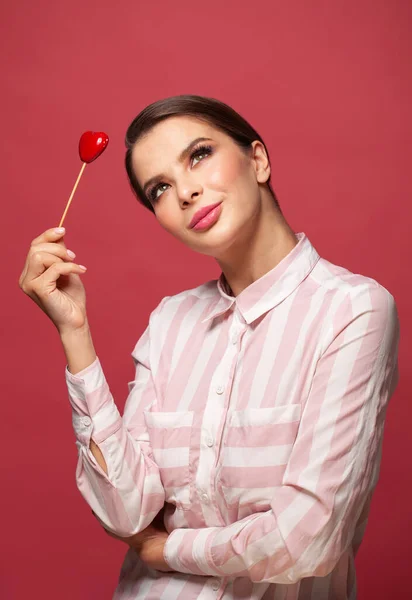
[201,493,210,504]
[215,385,224,394]
[211,578,221,591]
[81,416,91,427]
[206,436,214,447]
[232,333,238,344]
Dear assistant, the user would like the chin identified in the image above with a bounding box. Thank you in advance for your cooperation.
[189,223,241,258]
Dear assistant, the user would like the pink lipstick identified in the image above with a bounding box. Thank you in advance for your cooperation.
[189,202,223,231]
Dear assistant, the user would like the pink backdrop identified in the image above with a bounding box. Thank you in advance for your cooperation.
[1,1,410,598]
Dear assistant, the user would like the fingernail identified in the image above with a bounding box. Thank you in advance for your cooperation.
[67,249,76,259]
[55,227,65,234]
[79,265,87,270]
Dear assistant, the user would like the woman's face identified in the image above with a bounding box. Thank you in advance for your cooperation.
[131,116,271,258]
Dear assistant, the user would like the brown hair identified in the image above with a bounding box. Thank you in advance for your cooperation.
[125,94,281,214]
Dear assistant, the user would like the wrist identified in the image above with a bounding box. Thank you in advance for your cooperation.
[60,322,97,375]
[59,321,91,341]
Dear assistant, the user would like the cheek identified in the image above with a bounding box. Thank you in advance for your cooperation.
[205,155,244,188]
[155,204,182,236]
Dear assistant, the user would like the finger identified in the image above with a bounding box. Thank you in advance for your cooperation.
[20,241,74,288]
[38,261,87,288]
[29,242,76,262]
[25,261,86,297]
[23,251,65,284]
[30,227,68,249]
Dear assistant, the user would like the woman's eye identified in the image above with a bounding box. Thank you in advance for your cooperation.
[191,145,212,166]
[193,152,204,166]
[149,183,167,202]
[148,145,213,203]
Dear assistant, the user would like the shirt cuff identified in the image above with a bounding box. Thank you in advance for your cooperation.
[163,527,222,577]
[65,356,122,446]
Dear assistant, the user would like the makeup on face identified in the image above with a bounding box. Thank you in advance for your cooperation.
[190,202,223,231]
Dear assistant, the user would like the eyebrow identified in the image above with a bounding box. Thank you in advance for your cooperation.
[142,137,214,196]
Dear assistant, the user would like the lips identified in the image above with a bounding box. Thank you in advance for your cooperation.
[189,201,223,229]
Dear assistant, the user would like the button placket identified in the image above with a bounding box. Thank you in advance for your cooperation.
[200,492,210,504]
[231,309,246,345]
[196,322,241,514]
[206,435,214,447]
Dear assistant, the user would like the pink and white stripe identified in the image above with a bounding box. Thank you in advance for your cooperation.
[65,232,400,599]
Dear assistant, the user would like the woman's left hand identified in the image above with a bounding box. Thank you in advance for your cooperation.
[94,512,174,573]
[134,525,172,572]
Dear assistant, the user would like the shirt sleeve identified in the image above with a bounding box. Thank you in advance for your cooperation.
[65,297,169,537]
[163,283,400,583]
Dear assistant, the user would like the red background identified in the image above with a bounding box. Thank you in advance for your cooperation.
[1,1,410,598]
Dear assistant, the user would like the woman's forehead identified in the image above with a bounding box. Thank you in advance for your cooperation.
[131,118,226,174]
[139,116,220,147]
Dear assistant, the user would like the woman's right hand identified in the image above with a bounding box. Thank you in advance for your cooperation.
[19,227,89,335]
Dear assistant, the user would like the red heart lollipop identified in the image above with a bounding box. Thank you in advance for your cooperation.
[58,130,109,227]
[79,131,109,163]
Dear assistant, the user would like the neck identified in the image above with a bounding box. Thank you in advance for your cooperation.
[215,196,298,297]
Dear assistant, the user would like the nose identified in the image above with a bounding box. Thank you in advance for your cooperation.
[176,176,202,207]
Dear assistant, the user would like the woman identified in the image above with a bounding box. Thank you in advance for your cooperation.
[19,95,400,599]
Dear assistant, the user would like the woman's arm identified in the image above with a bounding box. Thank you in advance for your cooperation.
[18,226,164,536]
[163,284,400,583]
[64,298,169,537]
[60,326,108,472]
[61,323,97,376]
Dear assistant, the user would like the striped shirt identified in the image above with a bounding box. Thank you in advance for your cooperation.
[65,231,400,599]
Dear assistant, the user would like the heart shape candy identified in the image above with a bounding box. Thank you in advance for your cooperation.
[79,131,109,163]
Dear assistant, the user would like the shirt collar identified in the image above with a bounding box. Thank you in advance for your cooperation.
[201,232,321,325]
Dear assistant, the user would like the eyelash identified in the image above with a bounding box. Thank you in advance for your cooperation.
[148,144,213,203]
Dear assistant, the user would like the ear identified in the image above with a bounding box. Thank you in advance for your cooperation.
[250,140,271,184]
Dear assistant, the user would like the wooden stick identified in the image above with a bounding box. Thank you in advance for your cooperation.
[59,162,87,227]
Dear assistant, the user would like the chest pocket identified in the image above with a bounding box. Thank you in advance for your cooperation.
[217,404,302,508]
[143,410,195,510]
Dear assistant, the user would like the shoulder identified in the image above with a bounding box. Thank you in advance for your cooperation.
[131,279,219,360]
[311,257,399,349]
[149,278,220,323]
[312,256,397,309]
